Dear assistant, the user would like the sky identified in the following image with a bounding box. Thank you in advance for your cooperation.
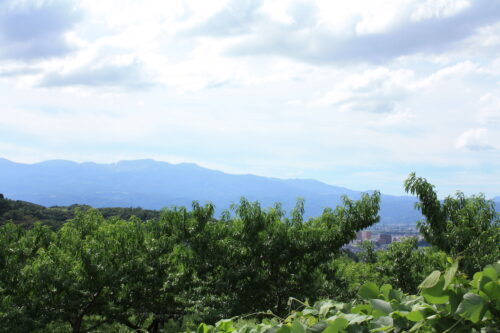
[1,0,500,198]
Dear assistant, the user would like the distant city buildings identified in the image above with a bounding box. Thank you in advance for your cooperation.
[378,233,392,245]
[347,226,425,252]
[356,231,372,241]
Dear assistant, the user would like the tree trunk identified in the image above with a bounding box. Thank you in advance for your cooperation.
[148,318,160,333]
[71,317,82,333]
[148,316,166,333]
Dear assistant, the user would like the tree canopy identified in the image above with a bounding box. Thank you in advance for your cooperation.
[1,193,381,332]
[1,174,499,332]
[405,172,500,276]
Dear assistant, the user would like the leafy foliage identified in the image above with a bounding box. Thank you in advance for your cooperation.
[187,261,500,333]
[0,194,161,229]
[404,173,500,276]
[1,174,498,332]
[0,193,381,332]
[376,238,446,294]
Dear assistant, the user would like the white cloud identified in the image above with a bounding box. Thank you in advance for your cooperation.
[0,0,83,60]
[0,107,157,144]
[417,61,478,87]
[370,110,416,127]
[456,128,495,150]
[411,0,470,22]
[226,0,500,64]
[1,0,500,197]
[478,93,500,125]
[310,67,415,112]
[38,57,152,89]
[463,21,500,49]
[309,60,485,120]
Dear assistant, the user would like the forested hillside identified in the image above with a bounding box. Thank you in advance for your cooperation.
[0,193,161,229]
[0,158,423,224]
[0,174,498,332]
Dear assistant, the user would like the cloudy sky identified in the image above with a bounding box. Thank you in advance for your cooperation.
[1,0,500,197]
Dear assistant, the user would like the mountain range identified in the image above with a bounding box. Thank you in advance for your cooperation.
[2,157,495,224]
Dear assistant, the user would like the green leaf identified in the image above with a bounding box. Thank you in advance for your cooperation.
[351,304,372,315]
[388,288,402,301]
[380,284,392,301]
[443,261,458,290]
[198,323,211,333]
[409,321,424,332]
[419,270,441,289]
[215,319,235,332]
[323,318,348,333]
[421,280,449,304]
[369,299,392,315]
[492,262,500,276]
[482,265,498,282]
[456,293,486,323]
[290,321,305,333]
[449,290,462,313]
[303,308,318,316]
[370,316,393,331]
[482,281,500,300]
[318,300,335,317]
[359,282,380,299]
[275,326,291,333]
[472,272,483,289]
[339,313,372,325]
[406,310,424,322]
[307,321,327,333]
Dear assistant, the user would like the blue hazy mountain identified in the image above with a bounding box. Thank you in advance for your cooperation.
[0,157,433,224]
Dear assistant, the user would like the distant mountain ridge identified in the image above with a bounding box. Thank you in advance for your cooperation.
[0,157,482,224]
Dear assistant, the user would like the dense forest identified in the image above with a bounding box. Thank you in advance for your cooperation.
[0,194,161,229]
[0,174,499,332]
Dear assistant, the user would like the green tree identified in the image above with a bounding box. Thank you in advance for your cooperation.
[0,194,9,216]
[0,222,54,331]
[115,203,214,332]
[358,240,377,264]
[188,192,381,319]
[21,210,148,333]
[377,237,446,293]
[0,193,382,331]
[404,172,500,276]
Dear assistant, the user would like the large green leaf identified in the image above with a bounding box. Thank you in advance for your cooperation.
[351,304,372,315]
[323,318,348,333]
[370,316,393,331]
[482,281,500,300]
[198,323,212,333]
[456,293,486,323]
[369,299,392,315]
[409,321,424,332]
[421,280,449,304]
[275,326,292,333]
[472,272,483,289]
[318,300,335,317]
[491,262,500,276]
[449,290,462,313]
[215,319,236,332]
[339,313,372,325]
[443,261,458,290]
[290,321,305,333]
[359,282,380,299]
[380,284,392,301]
[482,265,498,282]
[303,308,318,316]
[419,270,441,289]
[307,321,327,333]
[405,310,425,322]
